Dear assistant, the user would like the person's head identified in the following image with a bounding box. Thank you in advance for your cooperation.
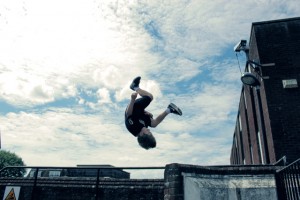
[137,127,156,150]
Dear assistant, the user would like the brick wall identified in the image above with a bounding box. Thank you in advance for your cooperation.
[230,17,300,165]
[0,177,164,200]
[252,17,300,164]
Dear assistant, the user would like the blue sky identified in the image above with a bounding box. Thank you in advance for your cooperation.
[0,0,299,178]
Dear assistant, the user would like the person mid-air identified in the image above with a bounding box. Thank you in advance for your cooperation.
[125,76,182,149]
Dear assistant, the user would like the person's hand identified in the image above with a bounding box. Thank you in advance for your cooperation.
[131,92,138,100]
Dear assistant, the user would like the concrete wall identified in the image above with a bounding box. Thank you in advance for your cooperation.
[164,163,280,200]
[183,173,277,200]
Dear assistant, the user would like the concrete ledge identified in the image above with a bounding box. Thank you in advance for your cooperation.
[164,163,280,200]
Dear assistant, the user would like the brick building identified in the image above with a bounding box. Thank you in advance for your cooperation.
[230,17,300,165]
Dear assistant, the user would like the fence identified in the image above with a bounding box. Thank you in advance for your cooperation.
[276,158,300,200]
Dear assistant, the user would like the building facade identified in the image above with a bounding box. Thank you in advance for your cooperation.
[230,17,300,165]
[28,165,130,179]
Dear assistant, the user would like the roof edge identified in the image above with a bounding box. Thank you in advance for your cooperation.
[252,16,300,26]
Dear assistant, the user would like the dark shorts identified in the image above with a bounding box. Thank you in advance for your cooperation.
[133,96,152,112]
[125,96,152,136]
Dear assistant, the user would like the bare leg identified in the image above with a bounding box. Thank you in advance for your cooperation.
[136,88,153,100]
[151,111,169,127]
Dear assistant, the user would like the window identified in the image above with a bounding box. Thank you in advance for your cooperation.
[238,114,242,131]
[243,90,247,109]
[29,171,35,177]
[37,171,42,177]
[257,131,265,164]
[49,170,61,177]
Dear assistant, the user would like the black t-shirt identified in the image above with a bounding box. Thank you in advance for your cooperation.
[125,112,151,137]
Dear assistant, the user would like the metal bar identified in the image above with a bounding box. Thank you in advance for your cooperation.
[281,173,288,200]
[283,171,290,200]
[0,166,166,172]
[293,163,300,200]
[288,166,295,200]
[291,164,298,200]
[275,159,300,199]
[1,163,281,173]
[31,167,39,200]
[287,166,293,200]
[277,159,300,173]
[295,163,300,200]
[273,156,287,166]
[95,168,100,200]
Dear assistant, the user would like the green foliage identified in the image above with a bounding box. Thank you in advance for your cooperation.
[0,150,26,177]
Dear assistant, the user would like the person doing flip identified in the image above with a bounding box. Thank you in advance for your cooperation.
[125,76,182,150]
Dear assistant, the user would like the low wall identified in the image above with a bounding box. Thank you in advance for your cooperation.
[1,164,283,200]
[0,177,164,200]
[164,163,280,200]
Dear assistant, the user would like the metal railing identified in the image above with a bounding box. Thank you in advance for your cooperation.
[0,166,165,200]
[276,158,300,200]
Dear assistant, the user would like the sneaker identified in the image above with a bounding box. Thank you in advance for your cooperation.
[130,76,141,91]
[168,103,182,116]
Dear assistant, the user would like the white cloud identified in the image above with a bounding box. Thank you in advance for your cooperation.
[97,88,111,104]
[0,0,299,176]
[0,0,156,106]
[0,107,231,176]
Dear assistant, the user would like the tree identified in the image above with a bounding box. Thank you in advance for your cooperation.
[0,150,26,177]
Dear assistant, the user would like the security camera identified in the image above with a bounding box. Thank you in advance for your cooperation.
[234,40,248,52]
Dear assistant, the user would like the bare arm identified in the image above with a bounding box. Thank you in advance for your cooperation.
[125,92,137,116]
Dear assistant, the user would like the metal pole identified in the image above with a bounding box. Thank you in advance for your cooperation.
[295,162,300,199]
[291,164,299,200]
[31,167,39,200]
[95,168,100,200]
